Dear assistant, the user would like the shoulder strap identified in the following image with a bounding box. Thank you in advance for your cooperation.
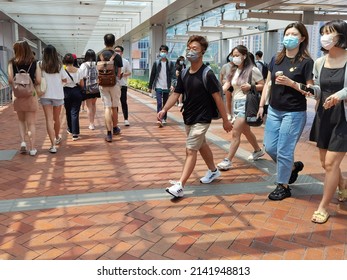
[14,61,33,73]
[109,52,117,62]
[202,66,212,90]
[65,69,74,83]
[180,67,189,81]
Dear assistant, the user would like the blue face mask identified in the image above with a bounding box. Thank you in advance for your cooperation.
[228,56,233,63]
[283,35,300,50]
[179,60,184,65]
[159,52,167,58]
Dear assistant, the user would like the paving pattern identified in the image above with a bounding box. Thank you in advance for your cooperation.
[0,89,346,260]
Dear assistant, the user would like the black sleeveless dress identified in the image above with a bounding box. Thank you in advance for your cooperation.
[309,64,347,152]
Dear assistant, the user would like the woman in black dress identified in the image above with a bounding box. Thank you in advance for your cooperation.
[309,20,347,223]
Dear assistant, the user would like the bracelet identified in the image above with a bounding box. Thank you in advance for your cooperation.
[259,106,264,108]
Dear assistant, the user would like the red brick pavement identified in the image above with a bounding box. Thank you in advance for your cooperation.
[0,89,346,260]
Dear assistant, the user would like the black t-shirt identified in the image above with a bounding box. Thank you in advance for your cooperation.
[269,55,313,112]
[175,64,220,125]
[12,60,37,83]
[97,49,123,70]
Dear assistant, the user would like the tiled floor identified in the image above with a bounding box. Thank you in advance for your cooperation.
[0,89,346,260]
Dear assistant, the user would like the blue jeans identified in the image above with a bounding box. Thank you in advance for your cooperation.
[155,88,169,120]
[264,106,306,184]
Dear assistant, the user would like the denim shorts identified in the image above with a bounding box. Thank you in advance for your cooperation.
[40,98,64,106]
[233,99,246,118]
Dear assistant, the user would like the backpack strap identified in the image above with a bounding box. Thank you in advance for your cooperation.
[14,61,33,73]
[109,52,117,62]
[202,66,212,90]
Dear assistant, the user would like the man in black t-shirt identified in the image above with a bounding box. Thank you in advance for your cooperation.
[157,35,233,198]
[97,33,123,142]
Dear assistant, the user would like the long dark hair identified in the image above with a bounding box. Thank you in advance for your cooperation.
[276,22,311,64]
[84,49,97,62]
[229,45,253,85]
[42,44,62,73]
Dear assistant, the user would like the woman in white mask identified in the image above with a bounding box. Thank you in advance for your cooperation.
[217,45,265,171]
[309,20,347,224]
[257,22,314,202]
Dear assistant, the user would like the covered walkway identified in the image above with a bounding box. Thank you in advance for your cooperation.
[0,89,346,260]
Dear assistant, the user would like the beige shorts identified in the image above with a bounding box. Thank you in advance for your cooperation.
[185,123,210,150]
[99,84,121,108]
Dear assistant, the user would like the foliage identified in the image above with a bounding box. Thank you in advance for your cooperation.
[128,79,150,92]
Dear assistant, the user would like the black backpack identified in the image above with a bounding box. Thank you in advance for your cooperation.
[256,61,268,80]
[181,66,224,120]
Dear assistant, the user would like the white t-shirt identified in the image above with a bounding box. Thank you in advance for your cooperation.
[232,66,263,100]
[64,68,84,88]
[79,61,95,78]
[41,67,68,99]
[156,61,168,89]
[119,58,131,87]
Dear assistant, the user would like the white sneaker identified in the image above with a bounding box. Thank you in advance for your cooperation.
[248,148,265,161]
[217,158,232,171]
[162,119,167,124]
[88,124,95,130]
[49,146,57,153]
[166,181,184,198]
[124,120,130,126]
[200,169,221,184]
[29,149,37,156]
[55,136,62,145]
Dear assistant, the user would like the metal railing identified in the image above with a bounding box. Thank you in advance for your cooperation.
[0,86,11,107]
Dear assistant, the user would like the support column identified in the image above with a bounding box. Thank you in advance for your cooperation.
[263,30,279,64]
[148,24,165,69]
[12,22,19,41]
[122,40,131,61]
[220,38,230,66]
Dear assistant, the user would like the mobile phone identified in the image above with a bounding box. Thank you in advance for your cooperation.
[299,84,314,94]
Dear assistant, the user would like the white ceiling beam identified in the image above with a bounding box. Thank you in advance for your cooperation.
[220,20,267,27]
[201,26,241,34]
[247,12,302,22]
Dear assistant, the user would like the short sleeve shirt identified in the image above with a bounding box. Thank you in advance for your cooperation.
[268,55,314,111]
[232,66,263,100]
[175,64,221,125]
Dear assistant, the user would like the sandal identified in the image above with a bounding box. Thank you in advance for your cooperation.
[337,189,347,202]
[311,210,330,224]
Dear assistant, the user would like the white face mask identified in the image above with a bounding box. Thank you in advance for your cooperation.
[320,34,336,50]
[232,56,243,66]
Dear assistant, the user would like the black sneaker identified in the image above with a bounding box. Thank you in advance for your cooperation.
[268,184,291,200]
[105,134,112,142]
[113,126,121,135]
[289,161,304,184]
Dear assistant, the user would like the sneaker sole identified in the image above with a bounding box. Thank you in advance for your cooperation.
[165,188,183,198]
[268,193,291,200]
[200,173,221,184]
[217,165,231,171]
